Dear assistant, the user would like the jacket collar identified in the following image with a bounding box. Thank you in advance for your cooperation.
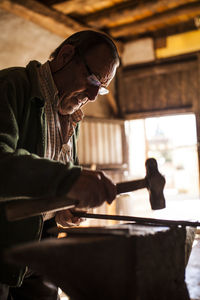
[26,60,45,107]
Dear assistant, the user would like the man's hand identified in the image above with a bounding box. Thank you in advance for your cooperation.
[55,209,85,228]
[67,169,117,208]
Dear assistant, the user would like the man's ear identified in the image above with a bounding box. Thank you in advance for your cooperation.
[50,44,75,72]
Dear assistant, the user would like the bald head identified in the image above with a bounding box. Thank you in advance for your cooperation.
[50,30,120,67]
[49,30,119,115]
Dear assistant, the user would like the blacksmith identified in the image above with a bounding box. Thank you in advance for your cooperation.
[0,30,120,300]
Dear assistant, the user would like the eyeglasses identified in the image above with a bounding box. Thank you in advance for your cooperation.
[77,50,109,96]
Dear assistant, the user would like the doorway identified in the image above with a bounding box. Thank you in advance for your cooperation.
[119,113,200,220]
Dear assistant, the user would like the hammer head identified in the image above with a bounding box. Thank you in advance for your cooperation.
[145,158,166,210]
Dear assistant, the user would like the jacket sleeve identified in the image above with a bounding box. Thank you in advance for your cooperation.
[0,77,82,201]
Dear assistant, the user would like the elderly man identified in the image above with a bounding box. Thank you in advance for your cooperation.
[0,30,120,299]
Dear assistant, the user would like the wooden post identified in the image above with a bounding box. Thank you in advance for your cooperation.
[194,53,200,195]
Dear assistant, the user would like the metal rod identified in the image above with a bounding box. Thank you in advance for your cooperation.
[73,211,200,227]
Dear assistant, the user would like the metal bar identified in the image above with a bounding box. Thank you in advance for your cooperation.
[73,211,200,227]
[5,196,78,221]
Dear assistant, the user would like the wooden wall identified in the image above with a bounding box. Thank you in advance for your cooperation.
[117,52,200,187]
[117,54,199,119]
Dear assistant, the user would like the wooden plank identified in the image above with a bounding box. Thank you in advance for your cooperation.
[83,116,124,124]
[154,19,197,40]
[124,107,194,120]
[123,60,197,79]
[121,68,196,114]
[193,53,200,191]
[0,0,123,57]
[110,2,200,38]
[53,0,123,16]
[120,122,128,166]
[0,0,88,38]
[85,0,199,28]
[117,54,199,118]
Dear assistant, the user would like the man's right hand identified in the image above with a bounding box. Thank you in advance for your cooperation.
[67,169,117,208]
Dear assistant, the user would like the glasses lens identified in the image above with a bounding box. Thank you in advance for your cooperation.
[87,74,109,95]
[99,87,109,95]
[87,74,101,87]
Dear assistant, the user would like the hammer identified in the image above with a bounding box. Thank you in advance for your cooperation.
[116,158,166,210]
[72,158,166,222]
[4,158,165,221]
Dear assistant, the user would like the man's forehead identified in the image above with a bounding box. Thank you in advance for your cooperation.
[85,43,114,64]
[85,44,117,84]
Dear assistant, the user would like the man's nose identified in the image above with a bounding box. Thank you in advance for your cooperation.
[87,85,100,102]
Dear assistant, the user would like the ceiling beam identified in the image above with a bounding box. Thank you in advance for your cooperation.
[0,0,88,38]
[109,2,200,38]
[85,0,199,28]
[0,0,123,55]
[153,19,196,38]
[52,0,123,16]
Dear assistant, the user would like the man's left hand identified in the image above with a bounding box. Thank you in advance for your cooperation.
[55,209,85,228]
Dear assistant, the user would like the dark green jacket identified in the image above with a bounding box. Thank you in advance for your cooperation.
[0,61,81,286]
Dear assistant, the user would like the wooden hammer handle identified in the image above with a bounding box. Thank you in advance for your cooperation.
[116,178,147,194]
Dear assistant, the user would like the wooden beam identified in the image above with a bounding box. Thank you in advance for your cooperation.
[52,0,122,16]
[0,0,88,38]
[110,2,200,38]
[0,0,123,57]
[193,53,200,193]
[124,107,193,120]
[85,0,199,28]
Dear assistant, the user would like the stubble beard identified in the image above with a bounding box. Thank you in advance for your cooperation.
[58,92,88,115]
